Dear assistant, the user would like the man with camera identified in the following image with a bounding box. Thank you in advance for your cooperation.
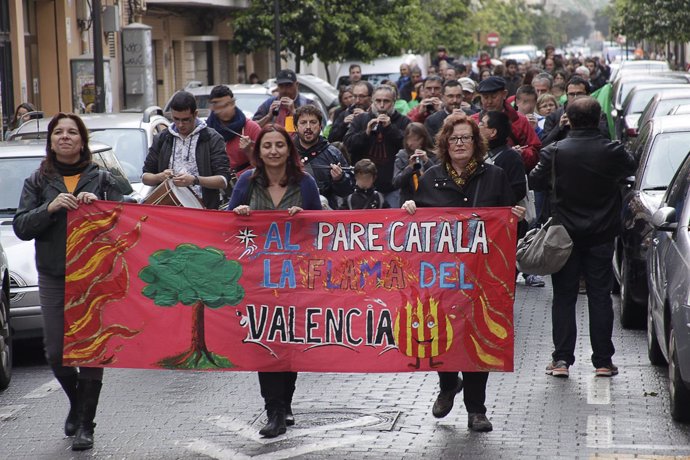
[253,69,316,130]
[541,76,610,148]
[328,81,374,143]
[406,75,443,124]
[424,79,472,140]
[344,84,411,207]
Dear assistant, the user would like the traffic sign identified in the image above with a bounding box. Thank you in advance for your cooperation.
[487,32,500,47]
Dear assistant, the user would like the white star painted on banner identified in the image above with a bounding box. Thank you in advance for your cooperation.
[236,227,257,249]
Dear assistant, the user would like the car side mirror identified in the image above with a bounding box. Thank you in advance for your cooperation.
[622,176,635,186]
[651,206,678,232]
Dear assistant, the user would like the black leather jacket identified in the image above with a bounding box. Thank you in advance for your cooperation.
[294,136,354,208]
[529,128,636,247]
[13,163,124,277]
[414,162,516,208]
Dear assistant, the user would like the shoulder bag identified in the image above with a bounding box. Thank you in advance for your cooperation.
[516,146,573,275]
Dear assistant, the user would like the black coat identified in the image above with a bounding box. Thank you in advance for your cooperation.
[529,128,636,247]
[541,105,610,147]
[294,136,354,208]
[414,162,516,209]
[344,110,410,194]
[13,163,124,277]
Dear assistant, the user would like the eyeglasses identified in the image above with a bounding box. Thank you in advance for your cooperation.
[448,135,474,145]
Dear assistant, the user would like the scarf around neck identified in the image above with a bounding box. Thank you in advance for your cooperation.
[445,158,479,190]
[206,109,247,142]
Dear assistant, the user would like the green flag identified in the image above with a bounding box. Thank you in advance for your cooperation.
[592,83,615,139]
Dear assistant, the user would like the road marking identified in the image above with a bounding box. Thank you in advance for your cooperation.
[0,405,27,421]
[586,415,612,448]
[22,379,61,399]
[587,376,611,405]
[184,435,377,460]
[209,414,381,445]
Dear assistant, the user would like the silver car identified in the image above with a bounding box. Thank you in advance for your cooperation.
[0,236,11,390]
[0,140,133,340]
[647,150,690,422]
[6,107,170,199]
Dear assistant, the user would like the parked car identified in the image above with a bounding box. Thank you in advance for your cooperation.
[614,115,690,329]
[609,59,671,82]
[647,151,690,422]
[636,88,690,136]
[610,73,690,116]
[0,237,11,390]
[0,140,133,341]
[6,107,169,199]
[613,83,690,144]
[334,54,428,88]
[263,73,339,110]
[500,44,538,61]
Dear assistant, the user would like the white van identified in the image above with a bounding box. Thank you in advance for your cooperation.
[333,54,428,88]
[499,45,538,61]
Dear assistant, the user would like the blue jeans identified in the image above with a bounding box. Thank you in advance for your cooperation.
[550,241,616,368]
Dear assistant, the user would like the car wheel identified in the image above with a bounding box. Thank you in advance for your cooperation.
[647,300,665,365]
[0,289,12,391]
[669,328,690,422]
[620,258,645,329]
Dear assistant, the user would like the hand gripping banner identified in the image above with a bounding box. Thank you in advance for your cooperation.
[63,202,517,372]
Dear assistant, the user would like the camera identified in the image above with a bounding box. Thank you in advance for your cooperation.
[371,122,380,134]
[413,157,422,170]
[425,103,435,114]
[272,107,280,116]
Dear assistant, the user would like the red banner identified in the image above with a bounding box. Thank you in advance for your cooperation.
[64,202,517,372]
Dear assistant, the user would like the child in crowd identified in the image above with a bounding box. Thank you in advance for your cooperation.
[514,85,543,139]
[392,122,436,205]
[536,93,560,137]
[341,159,388,209]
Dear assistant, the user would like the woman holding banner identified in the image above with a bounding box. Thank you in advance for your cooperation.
[13,113,123,451]
[402,113,524,432]
[228,124,321,438]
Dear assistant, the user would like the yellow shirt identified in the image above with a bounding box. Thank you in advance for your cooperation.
[63,174,81,193]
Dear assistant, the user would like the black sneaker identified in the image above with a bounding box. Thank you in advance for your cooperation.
[545,360,569,378]
[468,413,493,432]
[431,377,463,418]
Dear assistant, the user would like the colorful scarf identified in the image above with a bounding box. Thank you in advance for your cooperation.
[445,158,478,190]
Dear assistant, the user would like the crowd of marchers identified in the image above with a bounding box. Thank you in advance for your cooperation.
[12,42,639,448]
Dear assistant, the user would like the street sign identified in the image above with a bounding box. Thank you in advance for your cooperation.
[487,32,500,47]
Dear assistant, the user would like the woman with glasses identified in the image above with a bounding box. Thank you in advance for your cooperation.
[402,113,524,432]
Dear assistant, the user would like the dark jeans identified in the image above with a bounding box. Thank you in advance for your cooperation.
[38,273,103,380]
[438,371,489,414]
[258,371,297,412]
[550,242,615,368]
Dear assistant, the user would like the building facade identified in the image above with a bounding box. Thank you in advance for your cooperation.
[0,0,273,131]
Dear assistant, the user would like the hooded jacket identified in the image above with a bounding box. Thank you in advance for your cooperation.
[144,121,231,209]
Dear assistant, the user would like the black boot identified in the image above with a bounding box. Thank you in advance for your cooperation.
[259,408,286,438]
[55,374,79,436]
[285,404,295,426]
[72,379,102,451]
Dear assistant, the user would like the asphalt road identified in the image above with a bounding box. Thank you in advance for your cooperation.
[2,279,689,459]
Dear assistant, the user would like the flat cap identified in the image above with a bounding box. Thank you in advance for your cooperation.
[477,76,506,93]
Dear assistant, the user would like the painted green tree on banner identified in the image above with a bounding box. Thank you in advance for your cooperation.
[139,244,245,369]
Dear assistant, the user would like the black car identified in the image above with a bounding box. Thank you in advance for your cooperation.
[614,114,690,328]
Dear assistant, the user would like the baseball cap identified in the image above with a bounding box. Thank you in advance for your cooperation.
[275,69,297,85]
[477,76,506,93]
[458,77,476,93]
